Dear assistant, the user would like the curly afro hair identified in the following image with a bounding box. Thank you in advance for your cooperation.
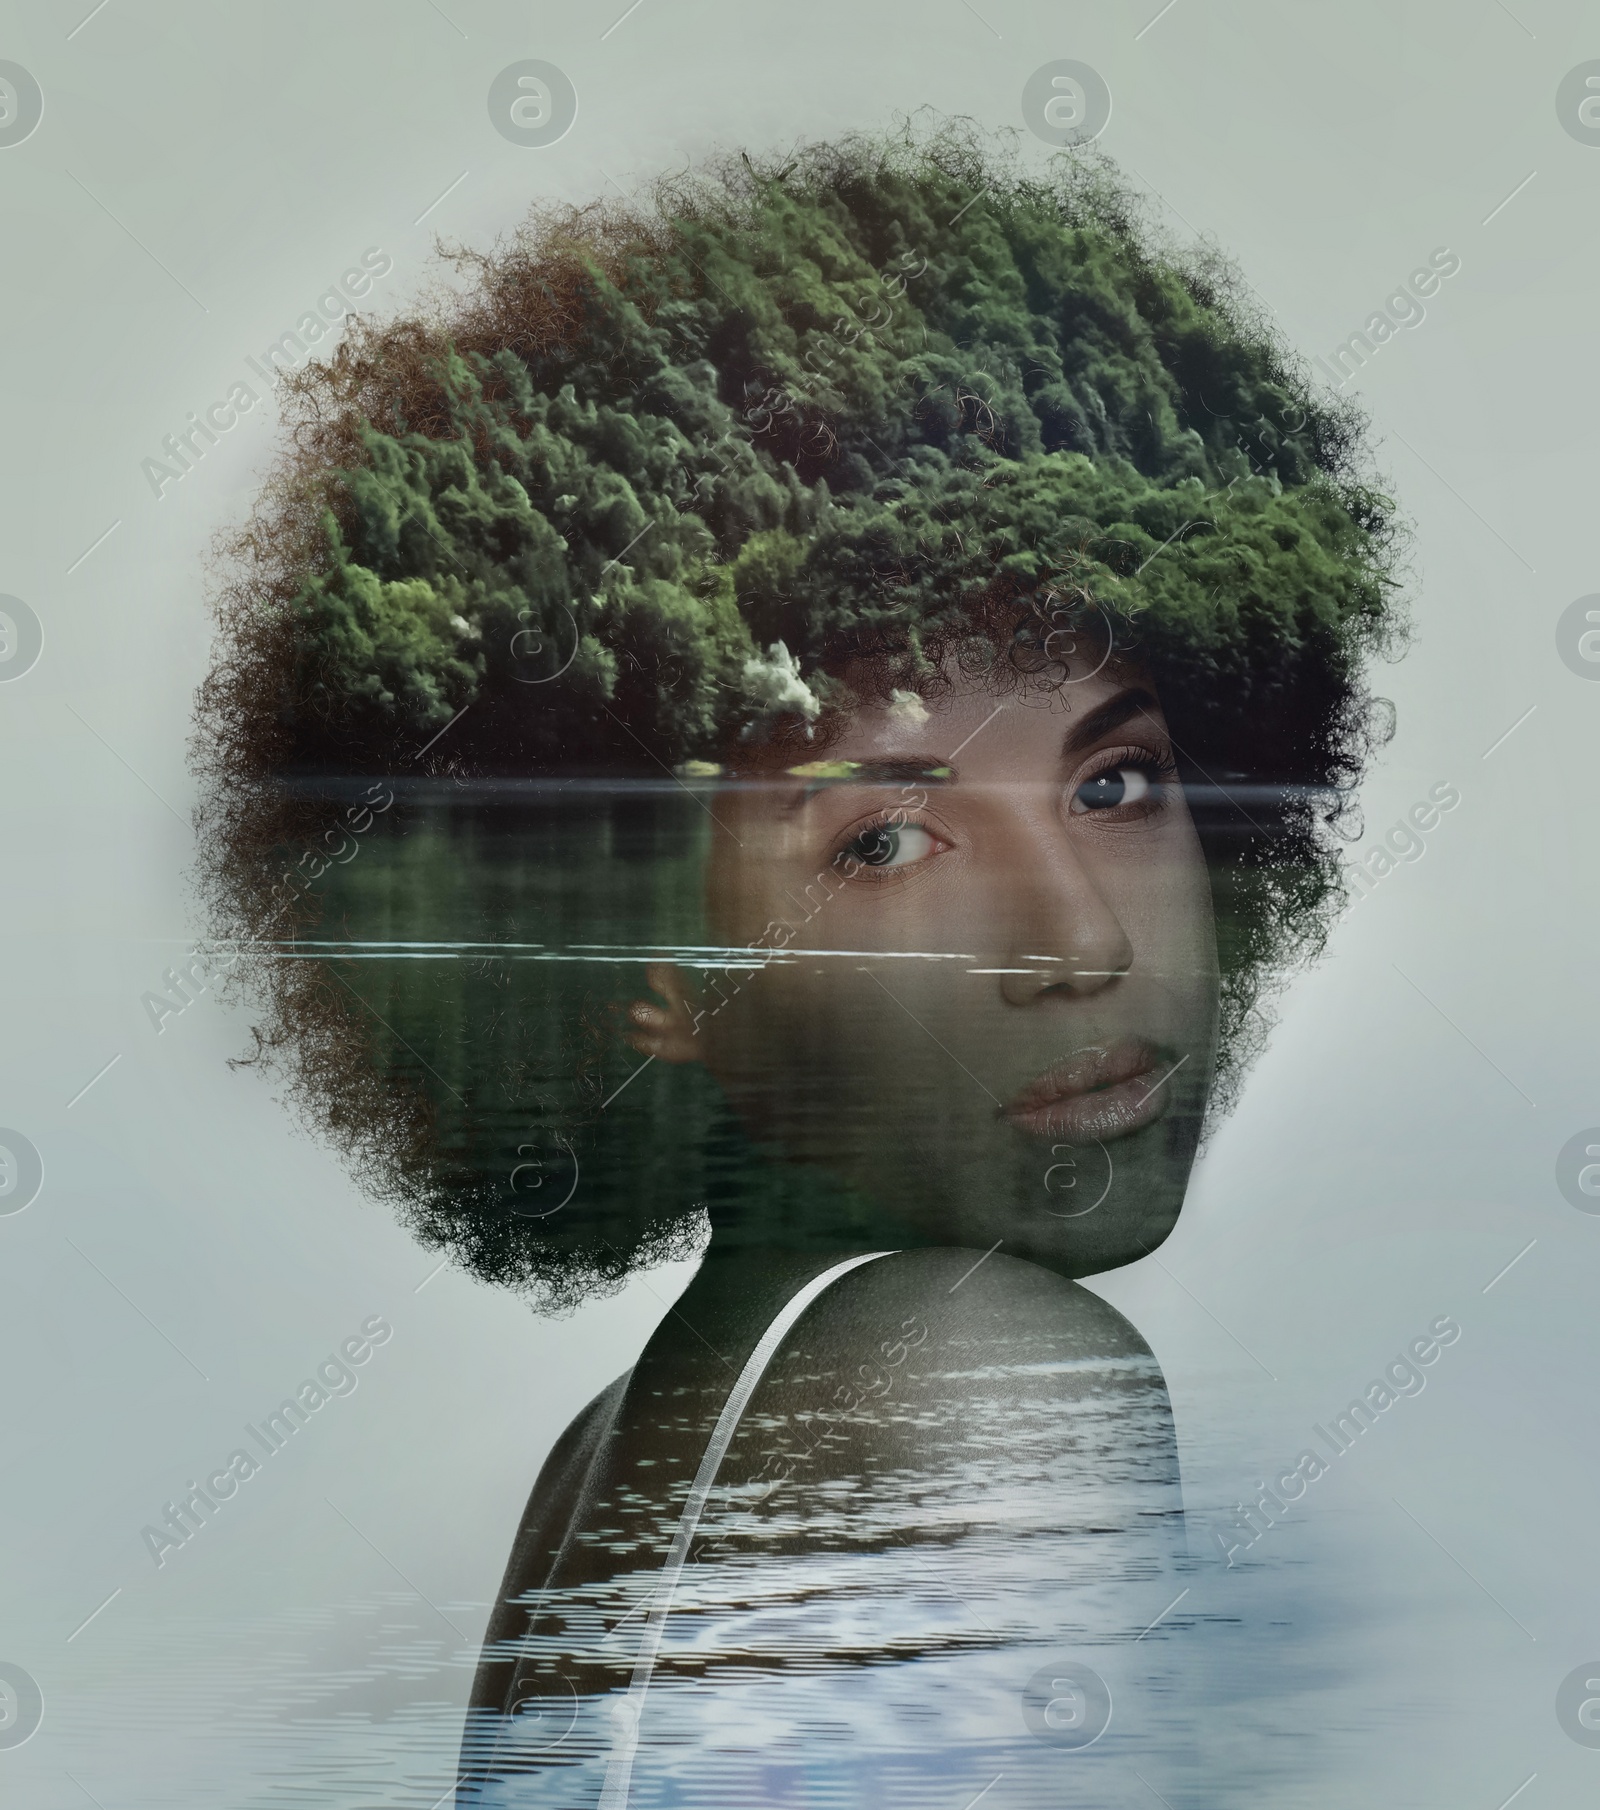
[193,121,1405,1311]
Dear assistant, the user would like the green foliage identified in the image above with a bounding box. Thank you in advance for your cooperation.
[281,136,1395,771]
[217,130,1408,1307]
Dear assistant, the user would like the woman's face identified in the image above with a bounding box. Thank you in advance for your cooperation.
[644,654,1221,1273]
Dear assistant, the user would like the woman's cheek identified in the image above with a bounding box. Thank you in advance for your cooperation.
[1118,839,1217,977]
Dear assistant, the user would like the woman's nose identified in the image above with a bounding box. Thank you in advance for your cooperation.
[995,845,1135,1006]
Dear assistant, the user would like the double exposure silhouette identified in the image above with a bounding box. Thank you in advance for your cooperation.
[192,124,1405,1804]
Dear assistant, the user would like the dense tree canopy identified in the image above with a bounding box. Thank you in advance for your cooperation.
[194,125,1405,1308]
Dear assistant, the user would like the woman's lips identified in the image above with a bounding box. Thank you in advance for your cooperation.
[999,1038,1175,1144]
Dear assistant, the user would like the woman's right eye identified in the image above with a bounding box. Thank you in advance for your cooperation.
[837,821,940,870]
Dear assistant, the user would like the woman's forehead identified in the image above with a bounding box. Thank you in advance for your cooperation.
[788,666,1163,772]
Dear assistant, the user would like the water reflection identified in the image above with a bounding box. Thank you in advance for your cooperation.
[289,780,1220,1804]
[461,1251,1195,1807]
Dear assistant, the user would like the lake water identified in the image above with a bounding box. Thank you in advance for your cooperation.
[18,782,1565,1810]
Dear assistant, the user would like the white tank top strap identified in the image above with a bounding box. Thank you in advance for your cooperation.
[598,1248,898,1809]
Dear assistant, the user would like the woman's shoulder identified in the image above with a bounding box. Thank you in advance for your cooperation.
[759,1247,1163,1424]
[636,1243,1152,1379]
[807,1246,1152,1357]
[698,1246,1178,1545]
[627,1245,1166,1463]
[592,1244,1169,1509]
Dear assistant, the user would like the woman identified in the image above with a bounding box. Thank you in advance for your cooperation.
[194,125,1401,1804]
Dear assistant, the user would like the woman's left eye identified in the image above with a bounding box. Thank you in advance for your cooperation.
[839,821,941,869]
[1071,764,1156,814]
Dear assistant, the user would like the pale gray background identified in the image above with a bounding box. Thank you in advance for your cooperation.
[2,1,1596,1804]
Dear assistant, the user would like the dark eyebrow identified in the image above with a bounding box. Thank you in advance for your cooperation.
[1061,687,1162,757]
[774,692,1160,814]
